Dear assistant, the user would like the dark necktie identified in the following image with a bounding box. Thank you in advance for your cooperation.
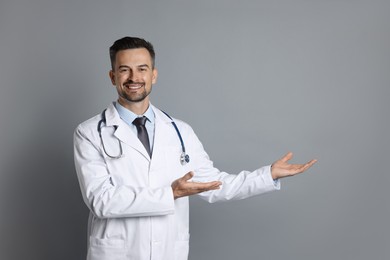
[133,116,152,157]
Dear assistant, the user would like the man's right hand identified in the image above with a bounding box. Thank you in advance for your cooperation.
[171,172,222,199]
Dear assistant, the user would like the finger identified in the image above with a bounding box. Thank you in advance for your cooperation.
[307,159,318,166]
[198,183,221,192]
[182,171,194,181]
[196,181,222,188]
[301,159,317,171]
[288,159,317,174]
[205,185,221,191]
[280,152,293,163]
[187,181,222,191]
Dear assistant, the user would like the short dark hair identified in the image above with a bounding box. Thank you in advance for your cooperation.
[109,36,155,70]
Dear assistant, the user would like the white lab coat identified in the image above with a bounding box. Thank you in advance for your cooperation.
[74,103,280,260]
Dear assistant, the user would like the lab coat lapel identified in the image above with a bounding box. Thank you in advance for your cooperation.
[105,103,151,161]
[152,105,174,149]
[149,106,174,168]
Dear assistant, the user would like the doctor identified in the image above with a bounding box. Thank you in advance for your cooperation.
[74,36,317,260]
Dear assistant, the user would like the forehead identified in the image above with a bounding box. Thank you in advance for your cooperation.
[114,48,153,67]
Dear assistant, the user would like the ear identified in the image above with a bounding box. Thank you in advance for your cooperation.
[109,70,116,85]
[152,68,158,84]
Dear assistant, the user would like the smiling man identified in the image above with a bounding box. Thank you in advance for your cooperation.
[73,36,317,260]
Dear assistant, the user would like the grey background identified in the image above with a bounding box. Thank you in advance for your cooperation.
[0,0,389,259]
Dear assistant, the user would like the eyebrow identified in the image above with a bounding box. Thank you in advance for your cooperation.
[118,64,150,69]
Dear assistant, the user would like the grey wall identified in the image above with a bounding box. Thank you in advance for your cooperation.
[0,0,389,259]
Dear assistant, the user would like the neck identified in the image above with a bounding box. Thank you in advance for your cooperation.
[117,98,150,115]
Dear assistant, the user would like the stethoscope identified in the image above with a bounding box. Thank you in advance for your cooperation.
[97,109,190,165]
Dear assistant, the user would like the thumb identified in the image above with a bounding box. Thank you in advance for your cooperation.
[182,171,194,181]
[281,152,293,163]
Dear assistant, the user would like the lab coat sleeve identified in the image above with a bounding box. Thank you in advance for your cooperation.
[186,125,280,203]
[73,124,175,219]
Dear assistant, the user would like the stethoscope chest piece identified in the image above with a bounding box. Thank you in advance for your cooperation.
[180,152,190,165]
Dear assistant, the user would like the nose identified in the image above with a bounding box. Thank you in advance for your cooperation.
[127,69,141,82]
[126,69,134,81]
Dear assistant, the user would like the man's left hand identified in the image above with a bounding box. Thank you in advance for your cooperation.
[271,152,317,180]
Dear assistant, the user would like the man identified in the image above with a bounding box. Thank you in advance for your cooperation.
[74,36,317,260]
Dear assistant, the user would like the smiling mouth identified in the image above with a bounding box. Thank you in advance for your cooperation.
[124,83,144,90]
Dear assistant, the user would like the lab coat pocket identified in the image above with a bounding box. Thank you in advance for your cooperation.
[88,236,126,260]
[174,234,190,260]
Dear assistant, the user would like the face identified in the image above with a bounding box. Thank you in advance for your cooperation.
[109,48,158,110]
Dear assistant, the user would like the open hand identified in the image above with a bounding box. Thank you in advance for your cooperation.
[171,172,222,199]
[271,152,317,180]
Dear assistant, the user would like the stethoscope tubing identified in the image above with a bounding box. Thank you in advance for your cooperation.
[97,109,190,164]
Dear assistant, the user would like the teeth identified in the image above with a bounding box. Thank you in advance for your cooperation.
[126,84,143,89]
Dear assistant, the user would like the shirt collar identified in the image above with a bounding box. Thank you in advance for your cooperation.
[114,101,155,126]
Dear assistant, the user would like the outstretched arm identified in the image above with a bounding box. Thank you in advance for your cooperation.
[172,152,317,199]
[171,152,317,201]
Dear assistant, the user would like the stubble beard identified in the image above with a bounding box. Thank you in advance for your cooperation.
[119,85,152,103]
